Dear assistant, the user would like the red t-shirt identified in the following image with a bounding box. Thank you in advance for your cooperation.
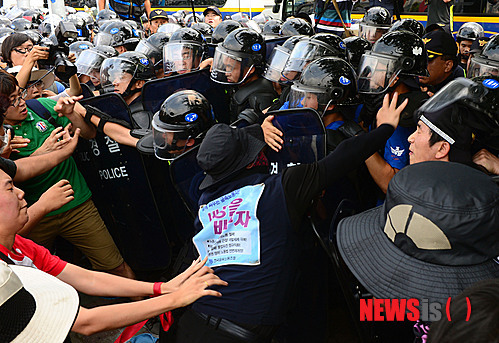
[0,235,67,276]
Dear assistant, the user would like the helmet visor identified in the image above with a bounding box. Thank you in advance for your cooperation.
[415,77,490,115]
[263,46,290,82]
[357,53,401,94]
[289,83,330,113]
[152,117,191,161]
[211,46,255,84]
[359,23,390,44]
[100,57,136,90]
[468,57,499,78]
[157,23,181,34]
[282,40,333,82]
[93,32,113,46]
[136,40,162,67]
[163,43,204,74]
[76,49,106,76]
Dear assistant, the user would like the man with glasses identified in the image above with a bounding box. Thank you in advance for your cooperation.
[0,70,136,281]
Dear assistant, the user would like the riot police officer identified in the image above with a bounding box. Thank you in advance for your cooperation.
[210,27,277,123]
[94,21,139,54]
[343,36,372,70]
[388,18,425,38]
[357,30,429,193]
[163,27,208,75]
[152,90,215,160]
[76,45,118,90]
[456,22,485,70]
[280,17,314,36]
[359,6,392,44]
[135,32,170,78]
[211,20,242,44]
[468,34,499,78]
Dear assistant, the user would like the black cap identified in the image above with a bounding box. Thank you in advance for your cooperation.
[422,30,457,59]
[425,23,447,34]
[197,124,266,190]
[149,9,169,21]
[203,6,222,17]
[417,104,472,164]
[470,36,491,55]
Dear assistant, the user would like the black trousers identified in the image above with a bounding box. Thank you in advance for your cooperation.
[168,308,276,343]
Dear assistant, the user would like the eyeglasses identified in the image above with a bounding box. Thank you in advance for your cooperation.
[12,47,33,54]
[10,90,27,107]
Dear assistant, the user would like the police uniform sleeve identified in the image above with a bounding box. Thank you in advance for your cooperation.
[281,124,395,229]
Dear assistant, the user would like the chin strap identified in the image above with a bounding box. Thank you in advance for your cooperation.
[121,78,142,98]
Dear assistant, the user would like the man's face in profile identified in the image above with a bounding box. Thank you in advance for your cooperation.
[223,56,242,83]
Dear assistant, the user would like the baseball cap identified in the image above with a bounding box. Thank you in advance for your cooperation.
[203,6,222,17]
[149,9,169,21]
[422,30,457,59]
[470,36,491,55]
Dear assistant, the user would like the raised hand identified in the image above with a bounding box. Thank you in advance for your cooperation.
[38,179,75,213]
[376,93,409,129]
[261,115,283,152]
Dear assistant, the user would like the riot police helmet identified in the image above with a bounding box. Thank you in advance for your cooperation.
[100,51,154,96]
[191,22,213,39]
[94,21,139,49]
[11,18,32,31]
[262,19,283,36]
[388,18,425,38]
[152,90,214,160]
[280,17,314,36]
[70,40,93,58]
[38,17,62,37]
[75,11,95,31]
[231,12,250,22]
[22,10,43,27]
[163,27,207,74]
[357,30,428,94]
[289,57,358,115]
[67,14,90,40]
[263,35,306,82]
[0,27,14,38]
[96,9,118,25]
[211,20,242,44]
[211,27,266,85]
[135,32,170,70]
[281,33,348,82]
[468,35,499,78]
[125,19,144,39]
[456,22,484,42]
[76,45,118,85]
[343,36,372,69]
[415,76,499,149]
[359,6,392,44]
[21,30,42,45]
[185,13,203,27]
[0,16,11,28]
[157,22,182,35]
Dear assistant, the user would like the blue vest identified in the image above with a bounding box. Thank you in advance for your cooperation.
[193,172,299,325]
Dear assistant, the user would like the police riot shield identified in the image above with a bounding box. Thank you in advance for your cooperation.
[142,69,231,124]
[264,36,288,61]
[74,93,172,272]
[170,108,326,215]
[265,108,326,175]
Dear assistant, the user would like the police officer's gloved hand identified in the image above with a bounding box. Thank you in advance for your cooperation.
[338,120,365,138]
[237,108,264,125]
[360,93,385,127]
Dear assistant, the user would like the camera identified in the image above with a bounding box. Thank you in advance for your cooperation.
[38,21,78,82]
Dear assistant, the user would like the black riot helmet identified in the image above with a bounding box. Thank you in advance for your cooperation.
[262,19,282,36]
[69,40,93,58]
[75,11,95,31]
[100,51,154,97]
[152,90,215,160]
[0,16,12,28]
[415,76,499,149]
[282,33,348,82]
[357,30,428,94]
[289,57,358,115]
[359,6,392,44]
[135,32,170,70]
[11,18,32,31]
[264,35,306,82]
[343,36,372,69]
[191,22,213,40]
[456,22,484,42]
[468,35,499,78]
[388,18,425,38]
[211,20,242,44]
[163,27,207,74]
[211,27,266,85]
[280,17,314,36]
[21,30,43,45]
[94,21,139,49]
[125,19,144,39]
[96,9,118,25]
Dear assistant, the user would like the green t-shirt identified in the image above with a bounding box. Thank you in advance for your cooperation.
[10,98,92,216]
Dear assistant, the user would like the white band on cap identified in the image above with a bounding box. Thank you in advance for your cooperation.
[420,115,455,145]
